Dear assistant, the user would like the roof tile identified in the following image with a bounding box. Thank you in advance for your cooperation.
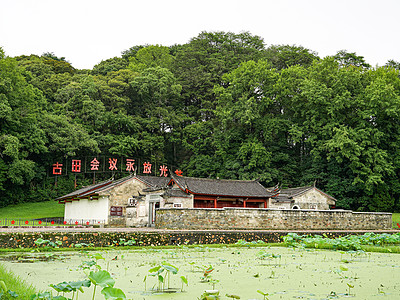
[172,175,270,197]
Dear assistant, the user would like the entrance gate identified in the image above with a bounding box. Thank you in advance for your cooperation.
[148,194,161,226]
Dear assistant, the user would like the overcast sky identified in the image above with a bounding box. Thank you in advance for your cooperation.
[1,0,399,69]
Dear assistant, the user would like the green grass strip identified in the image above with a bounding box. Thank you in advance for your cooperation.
[0,242,283,253]
[0,241,399,255]
[284,242,400,254]
[360,245,400,253]
[282,232,400,253]
[0,263,37,299]
[393,213,400,228]
[0,200,64,219]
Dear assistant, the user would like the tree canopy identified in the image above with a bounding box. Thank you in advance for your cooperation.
[1,31,400,212]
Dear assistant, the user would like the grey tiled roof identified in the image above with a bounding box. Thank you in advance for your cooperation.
[80,176,135,196]
[56,175,134,201]
[278,186,313,197]
[136,175,170,188]
[171,175,271,197]
[56,175,168,201]
[162,188,192,198]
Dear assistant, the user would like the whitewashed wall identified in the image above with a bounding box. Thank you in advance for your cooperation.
[268,200,291,209]
[163,196,194,208]
[293,189,333,210]
[64,196,109,223]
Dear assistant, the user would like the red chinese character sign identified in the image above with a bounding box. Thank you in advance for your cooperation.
[160,165,168,177]
[52,162,63,175]
[86,157,105,173]
[72,159,81,173]
[51,160,66,186]
[50,156,179,179]
[174,169,183,176]
[109,158,118,171]
[126,159,135,172]
[143,162,152,174]
[90,158,100,171]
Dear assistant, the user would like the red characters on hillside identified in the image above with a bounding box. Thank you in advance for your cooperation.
[126,159,135,172]
[143,161,152,174]
[52,162,63,175]
[174,169,183,176]
[90,158,100,171]
[109,158,118,171]
[160,165,168,177]
[72,160,81,173]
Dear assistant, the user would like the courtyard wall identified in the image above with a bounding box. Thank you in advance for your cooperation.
[155,208,392,230]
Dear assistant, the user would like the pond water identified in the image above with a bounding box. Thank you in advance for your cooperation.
[1,246,400,299]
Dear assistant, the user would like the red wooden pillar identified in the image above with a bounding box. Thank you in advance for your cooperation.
[243,200,247,208]
[214,198,217,208]
[264,199,267,208]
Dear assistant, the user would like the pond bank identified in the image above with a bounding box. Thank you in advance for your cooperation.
[0,228,398,249]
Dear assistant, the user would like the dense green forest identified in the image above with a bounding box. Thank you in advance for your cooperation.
[1,31,400,212]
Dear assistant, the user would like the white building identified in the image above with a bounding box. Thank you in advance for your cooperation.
[57,175,169,226]
[267,185,336,210]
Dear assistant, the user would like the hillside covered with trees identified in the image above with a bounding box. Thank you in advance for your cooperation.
[1,31,400,212]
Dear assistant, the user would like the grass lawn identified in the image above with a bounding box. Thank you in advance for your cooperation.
[0,264,36,300]
[393,213,400,228]
[0,200,64,220]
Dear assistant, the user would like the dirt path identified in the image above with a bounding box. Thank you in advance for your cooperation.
[1,227,398,234]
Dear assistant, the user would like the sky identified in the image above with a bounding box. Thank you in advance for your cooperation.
[1,0,399,69]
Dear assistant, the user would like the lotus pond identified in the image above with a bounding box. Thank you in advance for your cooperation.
[1,242,400,300]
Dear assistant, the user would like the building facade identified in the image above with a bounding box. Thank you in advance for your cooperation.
[57,175,337,227]
[268,186,336,210]
[57,175,169,226]
[163,175,271,208]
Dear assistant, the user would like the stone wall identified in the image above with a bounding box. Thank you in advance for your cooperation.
[0,229,396,249]
[155,208,392,230]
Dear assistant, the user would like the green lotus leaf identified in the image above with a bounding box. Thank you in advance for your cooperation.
[162,262,179,274]
[89,270,115,288]
[101,287,126,299]
[68,279,91,291]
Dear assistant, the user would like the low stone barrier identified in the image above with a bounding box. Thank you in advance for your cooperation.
[155,208,392,230]
[0,229,396,249]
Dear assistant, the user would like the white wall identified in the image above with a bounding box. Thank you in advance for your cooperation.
[268,200,291,209]
[293,189,332,210]
[163,196,194,208]
[64,196,109,223]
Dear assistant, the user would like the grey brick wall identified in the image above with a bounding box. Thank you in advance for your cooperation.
[155,208,392,230]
